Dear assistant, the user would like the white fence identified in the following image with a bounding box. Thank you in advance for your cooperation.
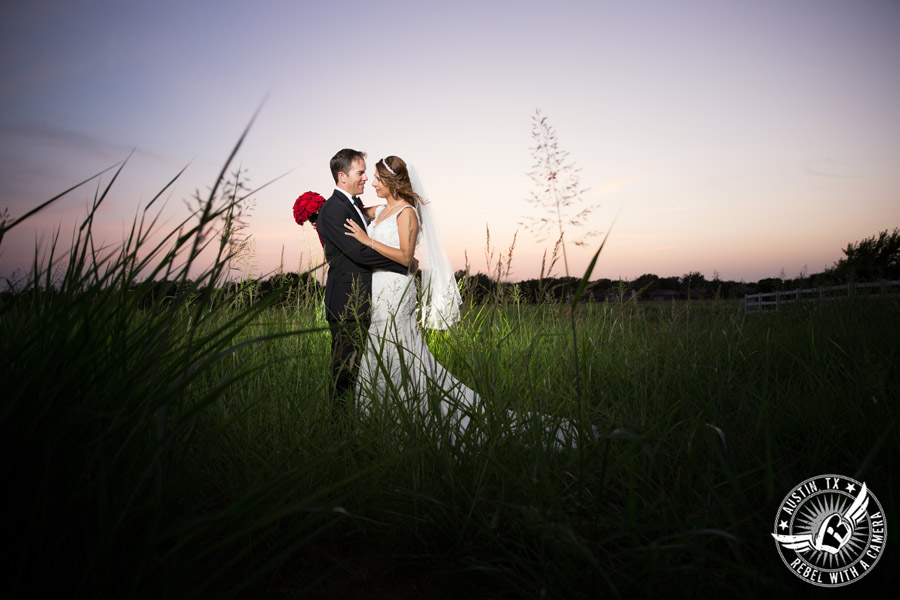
[744,280,900,313]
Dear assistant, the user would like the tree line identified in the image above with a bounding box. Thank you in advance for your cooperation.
[125,226,900,306]
[458,227,898,303]
[192,227,900,305]
[5,228,895,307]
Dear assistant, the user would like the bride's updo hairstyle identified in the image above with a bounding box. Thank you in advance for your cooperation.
[376,156,422,206]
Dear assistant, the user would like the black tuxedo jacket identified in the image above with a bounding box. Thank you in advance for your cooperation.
[316,190,407,323]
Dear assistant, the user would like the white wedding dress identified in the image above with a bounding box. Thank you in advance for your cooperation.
[355,205,478,440]
[355,205,580,447]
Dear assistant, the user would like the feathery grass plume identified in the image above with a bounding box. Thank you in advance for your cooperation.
[521,109,600,278]
[484,222,494,276]
[536,232,564,302]
[481,224,518,303]
[502,230,517,281]
[206,166,255,280]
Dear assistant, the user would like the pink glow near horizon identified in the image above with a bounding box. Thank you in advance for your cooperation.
[1,1,898,284]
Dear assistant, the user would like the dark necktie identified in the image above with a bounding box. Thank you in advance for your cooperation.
[352,196,369,225]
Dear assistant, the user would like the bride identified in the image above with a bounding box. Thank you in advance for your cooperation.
[344,155,577,447]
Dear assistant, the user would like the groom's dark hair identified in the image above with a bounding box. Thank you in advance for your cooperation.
[330,148,367,183]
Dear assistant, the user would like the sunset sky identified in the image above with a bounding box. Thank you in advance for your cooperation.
[1,0,898,284]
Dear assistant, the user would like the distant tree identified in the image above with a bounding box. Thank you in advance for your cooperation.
[630,273,660,297]
[832,227,900,281]
[714,279,749,299]
[657,276,680,291]
[548,276,580,301]
[807,270,836,287]
[756,277,784,294]
[679,271,706,292]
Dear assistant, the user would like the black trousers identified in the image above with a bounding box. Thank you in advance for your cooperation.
[329,318,368,404]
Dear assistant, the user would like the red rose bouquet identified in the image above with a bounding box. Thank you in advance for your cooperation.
[293,191,326,228]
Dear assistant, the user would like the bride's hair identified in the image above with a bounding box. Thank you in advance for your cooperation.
[377,156,421,206]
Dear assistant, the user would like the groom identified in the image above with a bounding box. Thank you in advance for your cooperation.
[316,148,409,405]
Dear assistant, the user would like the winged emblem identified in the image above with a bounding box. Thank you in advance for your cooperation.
[772,483,869,555]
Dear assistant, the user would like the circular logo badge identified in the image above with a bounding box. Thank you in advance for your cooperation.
[772,474,886,587]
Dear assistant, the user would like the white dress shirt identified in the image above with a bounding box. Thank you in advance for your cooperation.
[334,188,368,232]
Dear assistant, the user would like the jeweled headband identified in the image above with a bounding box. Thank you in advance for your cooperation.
[381,158,396,175]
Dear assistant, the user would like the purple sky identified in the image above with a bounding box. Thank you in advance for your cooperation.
[2,0,899,283]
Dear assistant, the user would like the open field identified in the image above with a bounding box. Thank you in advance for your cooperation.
[3,279,897,598]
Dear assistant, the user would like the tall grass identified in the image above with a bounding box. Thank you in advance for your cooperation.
[0,135,343,597]
[2,144,897,597]
[189,297,899,597]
